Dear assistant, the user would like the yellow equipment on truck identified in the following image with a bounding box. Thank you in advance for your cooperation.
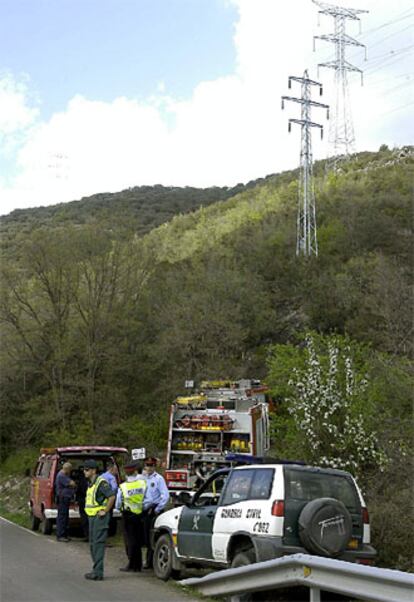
[164,380,271,495]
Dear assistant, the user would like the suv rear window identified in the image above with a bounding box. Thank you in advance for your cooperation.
[221,468,274,505]
[284,468,361,513]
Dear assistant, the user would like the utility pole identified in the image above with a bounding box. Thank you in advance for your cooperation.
[313,0,368,167]
[282,70,329,257]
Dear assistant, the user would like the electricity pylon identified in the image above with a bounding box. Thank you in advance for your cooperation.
[313,0,368,168]
[282,70,329,257]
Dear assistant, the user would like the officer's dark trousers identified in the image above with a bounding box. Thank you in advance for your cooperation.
[78,501,89,539]
[142,508,156,567]
[88,513,110,578]
[122,511,143,570]
[56,496,70,538]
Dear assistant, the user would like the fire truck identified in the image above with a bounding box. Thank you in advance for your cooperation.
[165,380,271,495]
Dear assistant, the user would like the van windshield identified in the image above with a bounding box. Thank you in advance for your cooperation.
[284,468,361,513]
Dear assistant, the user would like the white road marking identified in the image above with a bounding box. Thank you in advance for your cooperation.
[0,515,40,536]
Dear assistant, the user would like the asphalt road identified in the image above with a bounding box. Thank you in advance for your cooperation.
[0,517,200,602]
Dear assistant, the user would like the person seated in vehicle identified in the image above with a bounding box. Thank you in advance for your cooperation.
[195,462,215,488]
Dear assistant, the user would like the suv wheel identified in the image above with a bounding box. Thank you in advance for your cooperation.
[153,534,181,581]
[30,511,40,531]
[41,516,53,535]
[231,547,256,568]
[230,549,256,602]
[299,497,352,557]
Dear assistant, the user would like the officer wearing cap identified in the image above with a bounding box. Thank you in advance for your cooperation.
[116,461,147,572]
[83,459,116,581]
[142,457,169,569]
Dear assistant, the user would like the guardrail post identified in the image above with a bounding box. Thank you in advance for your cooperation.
[309,587,321,602]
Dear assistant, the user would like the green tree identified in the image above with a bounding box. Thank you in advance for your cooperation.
[267,334,387,476]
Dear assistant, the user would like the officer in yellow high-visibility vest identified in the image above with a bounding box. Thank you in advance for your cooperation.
[115,461,147,572]
[83,459,116,581]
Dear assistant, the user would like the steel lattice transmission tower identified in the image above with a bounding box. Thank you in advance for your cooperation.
[282,70,329,257]
[313,0,368,166]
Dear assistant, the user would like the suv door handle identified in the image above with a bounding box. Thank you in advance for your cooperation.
[206,511,215,518]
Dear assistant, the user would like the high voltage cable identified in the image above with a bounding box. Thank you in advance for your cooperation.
[365,49,414,76]
[315,15,414,66]
[353,8,414,40]
[368,71,414,87]
[362,44,414,72]
[378,99,414,116]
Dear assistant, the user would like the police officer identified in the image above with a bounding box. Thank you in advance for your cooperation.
[76,466,89,541]
[83,459,116,581]
[116,461,147,572]
[142,457,169,569]
[101,460,118,494]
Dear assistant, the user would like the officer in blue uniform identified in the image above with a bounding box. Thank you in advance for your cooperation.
[142,457,169,568]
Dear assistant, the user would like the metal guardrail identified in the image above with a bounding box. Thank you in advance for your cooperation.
[180,553,414,602]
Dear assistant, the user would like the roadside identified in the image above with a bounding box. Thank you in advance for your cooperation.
[0,473,31,528]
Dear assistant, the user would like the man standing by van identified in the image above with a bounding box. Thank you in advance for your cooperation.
[83,459,116,581]
[55,462,76,542]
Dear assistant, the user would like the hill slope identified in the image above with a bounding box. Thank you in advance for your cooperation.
[0,147,412,456]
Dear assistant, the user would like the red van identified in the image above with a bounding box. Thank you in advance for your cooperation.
[29,446,128,535]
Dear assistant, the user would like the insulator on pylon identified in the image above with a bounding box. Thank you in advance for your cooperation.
[288,122,291,133]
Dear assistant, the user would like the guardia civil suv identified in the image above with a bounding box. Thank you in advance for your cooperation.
[151,462,376,580]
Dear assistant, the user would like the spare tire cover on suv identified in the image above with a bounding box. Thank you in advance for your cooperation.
[298,497,352,557]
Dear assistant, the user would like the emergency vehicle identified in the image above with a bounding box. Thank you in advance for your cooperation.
[164,380,271,495]
[152,461,377,581]
[29,446,128,535]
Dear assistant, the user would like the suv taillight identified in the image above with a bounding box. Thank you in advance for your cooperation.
[271,500,284,517]
[362,507,369,524]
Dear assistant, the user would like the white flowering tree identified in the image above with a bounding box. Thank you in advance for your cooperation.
[268,334,387,476]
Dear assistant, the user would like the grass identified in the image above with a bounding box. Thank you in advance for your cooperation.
[0,504,31,529]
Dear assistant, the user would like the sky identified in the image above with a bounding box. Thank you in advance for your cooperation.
[0,0,413,216]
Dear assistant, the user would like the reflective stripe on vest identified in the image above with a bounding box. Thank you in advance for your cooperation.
[85,476,109,516]
[120,480,146,514]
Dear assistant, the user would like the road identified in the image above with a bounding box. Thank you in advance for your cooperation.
[0,517,199,602]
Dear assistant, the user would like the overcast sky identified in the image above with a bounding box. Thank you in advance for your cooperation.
[1,0,412,216]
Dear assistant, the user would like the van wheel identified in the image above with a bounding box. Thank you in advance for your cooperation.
[41,517,53,535]
[153,534,181,581]
[30,511,40,531]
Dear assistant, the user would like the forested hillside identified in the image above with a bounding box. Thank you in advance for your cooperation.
[0,180,264,254]
[1,147,413,567]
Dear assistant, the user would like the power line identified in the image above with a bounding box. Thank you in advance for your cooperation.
[314,11,414,68]
[378,99,414,116]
